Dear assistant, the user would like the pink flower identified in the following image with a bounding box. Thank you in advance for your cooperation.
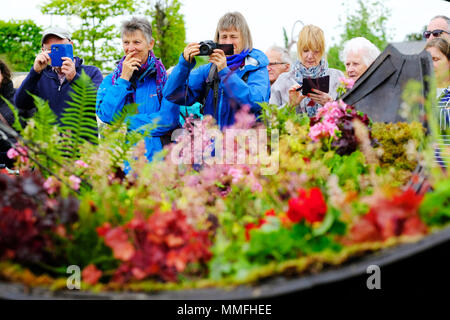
[228,167,244,183]
[69,175,82,190]
[43,176,60,195]
[308,121,339,142]
[6,148,19,159]
[339,77,355,89]
[75,160,89,168]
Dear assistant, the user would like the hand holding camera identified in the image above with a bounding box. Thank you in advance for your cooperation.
[33,51,51,73]
[183,43,201,63]
[208,49,227,72]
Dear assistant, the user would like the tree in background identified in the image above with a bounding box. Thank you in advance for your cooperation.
[405,25,427,42]
[0,20,42,72]
[327,0,392,71]
[145,0,186,68]
[40,0,139,71]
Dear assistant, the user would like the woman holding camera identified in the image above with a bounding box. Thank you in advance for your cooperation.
[269,25,343,117]
[163,11,270,129]
[96,17,180,161]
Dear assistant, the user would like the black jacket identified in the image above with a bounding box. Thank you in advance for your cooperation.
[14,57,103,121]
[0,80,16,167]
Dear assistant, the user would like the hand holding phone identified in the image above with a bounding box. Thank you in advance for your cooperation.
[48,44,74,67]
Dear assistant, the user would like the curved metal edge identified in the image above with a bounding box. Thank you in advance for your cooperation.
[2,225,450,300]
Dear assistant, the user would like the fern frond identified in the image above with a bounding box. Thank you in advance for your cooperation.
[59,70,99,160]
[1,95,23,133]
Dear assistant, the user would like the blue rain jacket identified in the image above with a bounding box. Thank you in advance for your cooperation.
[163,48,270,129]
[96,69,180,161]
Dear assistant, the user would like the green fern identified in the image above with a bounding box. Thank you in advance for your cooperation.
[25,94,62,169]
[98,103,156,169]
[59,70,99,160]
[1,95,23,134]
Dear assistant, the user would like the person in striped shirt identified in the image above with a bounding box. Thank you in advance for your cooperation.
[425,38,450,168]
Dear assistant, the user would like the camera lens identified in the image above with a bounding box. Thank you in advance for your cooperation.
[199,44,211,56]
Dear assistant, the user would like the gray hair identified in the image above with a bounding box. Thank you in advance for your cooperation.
[121,17,153,43]
[340,37,381,67]
[214,12,253,51]
[266,46,292,65]
[431,15,450,31]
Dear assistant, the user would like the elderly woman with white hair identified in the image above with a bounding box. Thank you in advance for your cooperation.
[340,37,381,81]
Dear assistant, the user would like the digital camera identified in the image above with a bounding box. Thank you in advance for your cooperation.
[198,40,234,56]
[48,44,74,67]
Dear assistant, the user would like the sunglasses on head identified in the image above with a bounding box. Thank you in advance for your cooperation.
[423,29,450,39]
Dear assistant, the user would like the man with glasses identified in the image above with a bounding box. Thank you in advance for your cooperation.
[15,27,103,123]
[265,46,291,85]
[424,15,450,42]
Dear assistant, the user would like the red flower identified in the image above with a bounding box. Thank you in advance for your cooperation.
[287,188,327,224]
[96,222,111,237]
[82,264,102,285]
[348,188,427,243]
[103,227,135,261]
[99,209,212,283]
[303,188,327,223]
[287,197,305,223]
[245,223,258,241]
[245,209,277,241]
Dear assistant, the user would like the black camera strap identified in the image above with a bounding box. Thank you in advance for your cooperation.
[201,65,250,118]
[201,64,219,117]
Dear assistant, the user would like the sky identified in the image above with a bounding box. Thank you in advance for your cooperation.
[0,0,449,54]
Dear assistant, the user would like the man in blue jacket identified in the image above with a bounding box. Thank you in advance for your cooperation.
[96,17,179,162]
[163,12,270,130]
[14,27,103,122]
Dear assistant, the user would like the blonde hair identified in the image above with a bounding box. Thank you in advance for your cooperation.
[214,12,253,51]
[297,25,325,61]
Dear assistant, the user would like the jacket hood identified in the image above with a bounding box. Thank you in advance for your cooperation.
[248,48,269,68]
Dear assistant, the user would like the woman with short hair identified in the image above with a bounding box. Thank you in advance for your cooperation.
[163,11,270,129]
[96,17,180,161]
[340,37,380,81]
[270,25,344,117]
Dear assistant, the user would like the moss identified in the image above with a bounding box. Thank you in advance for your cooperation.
[372,122,425,170]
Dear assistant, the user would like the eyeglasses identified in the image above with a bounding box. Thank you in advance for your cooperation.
[423,29,450,39]
[268,62,287,66]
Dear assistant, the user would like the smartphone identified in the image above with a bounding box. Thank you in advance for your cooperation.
[48,44,74,67]
[301,75,330,95]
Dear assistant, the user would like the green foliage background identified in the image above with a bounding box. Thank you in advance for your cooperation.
[0,20,43,72]
[40,0,139,71]
[326,0,392,71]
[148,0,186,68]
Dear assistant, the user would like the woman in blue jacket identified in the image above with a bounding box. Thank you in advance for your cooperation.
[163,12,270,130]
[96,17,179,161]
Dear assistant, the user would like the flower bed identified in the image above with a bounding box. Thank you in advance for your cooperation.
[0,74,449,295]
